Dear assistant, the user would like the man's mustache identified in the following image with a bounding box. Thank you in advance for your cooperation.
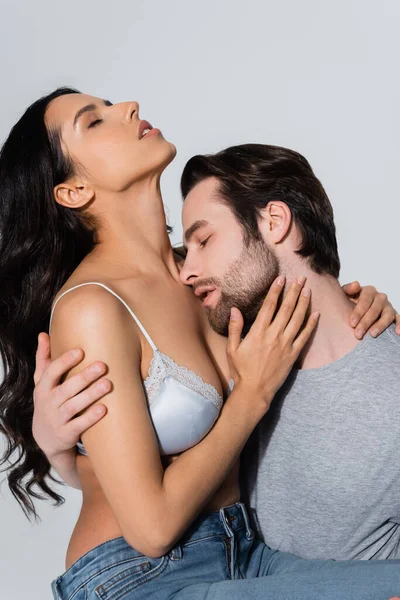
[192,278,221,294]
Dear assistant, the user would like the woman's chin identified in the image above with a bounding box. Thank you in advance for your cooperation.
[166,140,177,160]
[158,141,177,170]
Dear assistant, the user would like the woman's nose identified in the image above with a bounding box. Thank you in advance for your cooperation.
[123,101,139,122]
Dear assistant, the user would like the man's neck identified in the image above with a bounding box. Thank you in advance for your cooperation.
[285,270,361,370]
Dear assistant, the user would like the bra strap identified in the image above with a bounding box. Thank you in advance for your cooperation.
[49,282,158,352]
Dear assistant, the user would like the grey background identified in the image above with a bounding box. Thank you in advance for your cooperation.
[0,0,399,598]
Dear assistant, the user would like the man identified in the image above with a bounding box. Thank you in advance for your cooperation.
[32,144,400,561]
[178,144,400,560]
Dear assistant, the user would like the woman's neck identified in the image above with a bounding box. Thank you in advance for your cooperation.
[91,176,178,278]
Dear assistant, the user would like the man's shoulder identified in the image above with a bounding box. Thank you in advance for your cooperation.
[371,323,400,353]
[383,323,400,345]
[354,324,400,383]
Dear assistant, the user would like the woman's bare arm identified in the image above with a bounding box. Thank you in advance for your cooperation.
[33,280,400,491]
[49,278,317,558]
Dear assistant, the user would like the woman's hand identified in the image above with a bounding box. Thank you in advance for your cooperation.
[342,281,400,339]
[227,276,319,410]
[32,333,110,460]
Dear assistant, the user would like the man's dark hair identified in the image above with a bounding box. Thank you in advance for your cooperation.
[181,144,340,278]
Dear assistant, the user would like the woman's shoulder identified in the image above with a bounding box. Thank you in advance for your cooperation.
[51,279,136,334]
[49,280,143,364]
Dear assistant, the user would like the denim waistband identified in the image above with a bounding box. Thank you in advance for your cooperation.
[179,502,253,545]
[52,502,253,596]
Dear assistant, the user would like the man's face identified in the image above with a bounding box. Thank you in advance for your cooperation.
[180,177,280,335]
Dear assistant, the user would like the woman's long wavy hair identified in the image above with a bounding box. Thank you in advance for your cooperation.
[0,87,99,519]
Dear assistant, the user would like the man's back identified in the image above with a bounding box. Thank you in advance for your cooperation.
[243,324,400,560]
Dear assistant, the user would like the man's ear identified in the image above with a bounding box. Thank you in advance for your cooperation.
[258,201,292,244]
[54,180,94,209]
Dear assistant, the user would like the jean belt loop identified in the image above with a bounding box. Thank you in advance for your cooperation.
[169,543,183,561]
[219,506,234,538]
[237,502,254,541]
[51,579,62,600]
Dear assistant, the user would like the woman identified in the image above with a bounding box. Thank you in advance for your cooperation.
[1,87,400,600]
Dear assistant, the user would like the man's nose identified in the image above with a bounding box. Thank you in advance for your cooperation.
[179,259,198,286]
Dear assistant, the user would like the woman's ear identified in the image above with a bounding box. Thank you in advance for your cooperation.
[54,181,94,209]
[258,201,292,244]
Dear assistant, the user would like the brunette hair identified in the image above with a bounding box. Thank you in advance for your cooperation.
[0,87,98,519]
[181,144,340,277]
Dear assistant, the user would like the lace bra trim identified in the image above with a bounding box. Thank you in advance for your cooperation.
[144,349,223,411]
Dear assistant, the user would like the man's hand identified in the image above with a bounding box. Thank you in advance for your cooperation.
[32,333,110,459]
[342,281,399,339]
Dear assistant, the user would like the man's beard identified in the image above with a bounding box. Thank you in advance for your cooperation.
[204,238,280,336]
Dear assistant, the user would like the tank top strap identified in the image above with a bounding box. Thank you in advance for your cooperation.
[49,281,158,352]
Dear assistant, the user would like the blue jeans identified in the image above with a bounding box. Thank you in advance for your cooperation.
[51,502,400,599]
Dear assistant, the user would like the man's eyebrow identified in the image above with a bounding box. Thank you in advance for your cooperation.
[183,220,209,246]
[73,99,113,128]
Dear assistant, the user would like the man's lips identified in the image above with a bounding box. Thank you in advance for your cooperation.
[194,286,218,307]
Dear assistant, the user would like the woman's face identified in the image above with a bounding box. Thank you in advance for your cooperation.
[45,93,176,193]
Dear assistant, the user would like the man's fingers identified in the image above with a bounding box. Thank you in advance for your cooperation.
[293,311,320,353]
[250,276,285,335]
[272,277,306,331]
[33,333,51,386]
[227,308,244,355]
[60,378,111,422]
[40,348,85,391]
[57,362,108,407]
[283,287,312,341]
[348,286,376,329]
[67,403,108,442]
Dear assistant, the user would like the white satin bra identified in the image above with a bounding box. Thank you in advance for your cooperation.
[49,282,225,456]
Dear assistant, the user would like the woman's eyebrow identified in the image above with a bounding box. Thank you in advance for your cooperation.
[73,99,113,128]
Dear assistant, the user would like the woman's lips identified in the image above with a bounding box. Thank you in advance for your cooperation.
[141,127,161,139]
[138,119,152,139]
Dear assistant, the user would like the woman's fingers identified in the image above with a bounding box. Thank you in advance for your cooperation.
[227,307,244,354]
[272,277,306,331]
[342,280,361,304]
[57,361,108,407]
[352,292,385,338]
[292,311,320,353]
[348,285,376,329]
[283,286,312,342]
[249,276,285,336]
[59,378,111,423]
[358,298,394,339]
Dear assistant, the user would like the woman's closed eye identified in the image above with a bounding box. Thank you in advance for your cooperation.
[88,118,103,129]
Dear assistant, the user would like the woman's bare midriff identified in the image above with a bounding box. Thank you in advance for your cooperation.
[65,452,241,570]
